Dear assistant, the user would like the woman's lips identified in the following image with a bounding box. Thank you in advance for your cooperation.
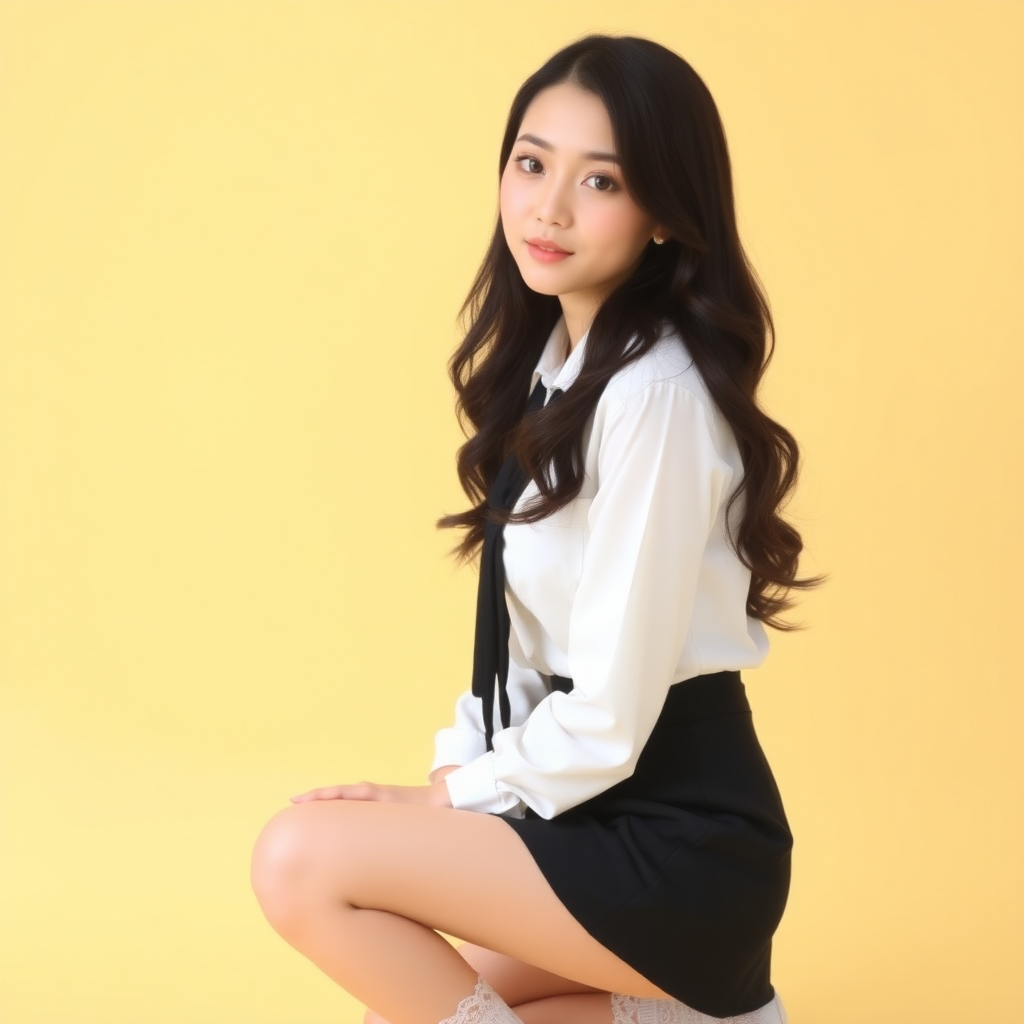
[526,240,572,263]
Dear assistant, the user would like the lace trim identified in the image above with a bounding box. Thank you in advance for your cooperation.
[440,977,522,1024]
[610,992,786,1024]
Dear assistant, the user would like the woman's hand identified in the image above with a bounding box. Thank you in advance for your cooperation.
[290,781,453,808]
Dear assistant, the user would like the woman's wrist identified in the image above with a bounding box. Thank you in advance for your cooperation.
[429,764,460,785]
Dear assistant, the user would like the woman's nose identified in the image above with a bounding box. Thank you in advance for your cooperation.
[534,175,573,226]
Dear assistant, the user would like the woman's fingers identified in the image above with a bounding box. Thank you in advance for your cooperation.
[291,783,379,803]
[289,782,451,807]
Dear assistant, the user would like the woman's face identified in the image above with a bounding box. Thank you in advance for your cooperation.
[499,82,664,340]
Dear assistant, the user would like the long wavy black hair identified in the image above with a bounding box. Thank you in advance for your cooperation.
[438,34,820,628]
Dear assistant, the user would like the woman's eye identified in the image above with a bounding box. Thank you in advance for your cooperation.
[514,154,543,174]
[584,173,619,193]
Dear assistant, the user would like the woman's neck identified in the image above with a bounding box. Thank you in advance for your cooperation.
[559,298,598,353]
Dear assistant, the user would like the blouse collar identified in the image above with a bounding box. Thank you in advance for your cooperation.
[531,315,588,394]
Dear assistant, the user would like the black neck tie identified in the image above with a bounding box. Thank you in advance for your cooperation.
[471,378,564,750]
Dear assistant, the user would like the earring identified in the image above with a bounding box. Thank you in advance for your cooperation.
[653,235,665,244]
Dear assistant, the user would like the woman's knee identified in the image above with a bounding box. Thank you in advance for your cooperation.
[250,804,306,929]
[249,802,354,933]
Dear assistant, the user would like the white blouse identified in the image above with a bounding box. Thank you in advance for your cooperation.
[432,315,769,819]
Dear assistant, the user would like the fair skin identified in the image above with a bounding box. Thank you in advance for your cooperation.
[249,83,673,1024]
[499,82,669,350]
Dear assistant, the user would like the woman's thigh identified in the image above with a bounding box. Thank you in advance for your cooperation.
[251,799,670,999]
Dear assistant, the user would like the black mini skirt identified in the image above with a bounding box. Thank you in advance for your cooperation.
[499,671,792,1018]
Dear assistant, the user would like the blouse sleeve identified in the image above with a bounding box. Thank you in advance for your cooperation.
[429,658,551,774]
[444,379,734,818]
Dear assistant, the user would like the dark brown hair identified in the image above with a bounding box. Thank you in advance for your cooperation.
[438,34,820,628]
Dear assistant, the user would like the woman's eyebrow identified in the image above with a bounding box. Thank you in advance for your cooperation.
[515,133,620,164]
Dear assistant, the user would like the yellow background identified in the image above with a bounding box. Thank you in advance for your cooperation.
[1,1,1021,1021]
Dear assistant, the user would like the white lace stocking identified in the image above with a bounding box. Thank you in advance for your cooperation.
[611,991,787,1024]
[439,977,523,1024]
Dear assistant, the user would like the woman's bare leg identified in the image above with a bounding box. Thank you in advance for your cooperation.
[368,995,611,1024]
[514,995,613,1024]
[458,943,605,1003]
[451,947,612,1023]
[363,945,611,1024]
[250,800,671,1024]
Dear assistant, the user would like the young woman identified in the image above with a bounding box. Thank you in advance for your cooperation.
[251,34,816,1024]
